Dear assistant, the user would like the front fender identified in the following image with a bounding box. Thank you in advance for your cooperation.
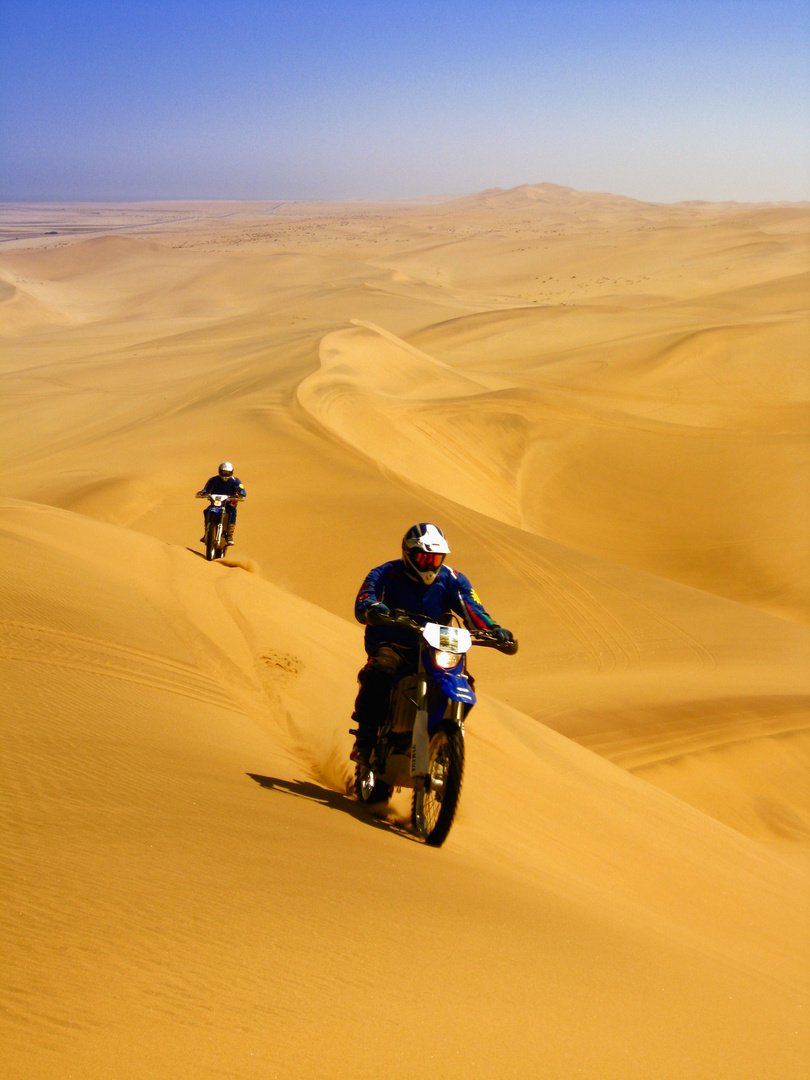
[427,670,476,732]
[433,668,476,705]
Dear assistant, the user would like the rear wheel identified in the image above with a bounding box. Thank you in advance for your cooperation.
[412,721,464,847]
[354,762,392,805]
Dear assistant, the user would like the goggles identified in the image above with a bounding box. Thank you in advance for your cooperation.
[412,550,445,572]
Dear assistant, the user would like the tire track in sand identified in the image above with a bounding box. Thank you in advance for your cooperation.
[440,499,718,673]
[2,618,235,707]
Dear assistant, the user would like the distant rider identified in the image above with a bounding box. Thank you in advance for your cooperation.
[197,462,246,546]
[351,522,514,764]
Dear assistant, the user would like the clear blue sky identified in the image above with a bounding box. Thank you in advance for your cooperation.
[2,0,808,203]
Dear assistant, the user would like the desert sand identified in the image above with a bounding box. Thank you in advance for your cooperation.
[1,186,808,1079]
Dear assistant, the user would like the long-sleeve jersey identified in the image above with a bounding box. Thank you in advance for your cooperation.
[355,559,500,652]
[200,475,246,500]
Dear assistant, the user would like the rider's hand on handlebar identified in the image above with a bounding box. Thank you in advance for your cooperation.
[364,602,392,627]
[492,626,514,645]
[392,610,419,627]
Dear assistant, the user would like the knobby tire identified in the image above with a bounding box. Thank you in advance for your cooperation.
[205,519,217,561]
[412,722,464,847]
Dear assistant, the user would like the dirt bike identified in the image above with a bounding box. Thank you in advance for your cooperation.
[196,492,242,561]
[352,610,518,847]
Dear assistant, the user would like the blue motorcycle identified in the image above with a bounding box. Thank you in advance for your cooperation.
[353,610,517,847]
[196,491,241,561]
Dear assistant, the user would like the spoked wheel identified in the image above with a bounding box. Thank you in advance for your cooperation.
[412,721,464,847]
[354,762,392,805]
[205,519,218,561]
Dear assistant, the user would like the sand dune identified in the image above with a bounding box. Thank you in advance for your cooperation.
[1,188,808,1078]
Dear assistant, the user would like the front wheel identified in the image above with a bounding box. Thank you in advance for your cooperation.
[412,721,464,847]
[205,518,218,561]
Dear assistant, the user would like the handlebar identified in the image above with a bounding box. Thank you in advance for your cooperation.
[373,608,518,654]
[473,632,519,655]
[388,610,423,630]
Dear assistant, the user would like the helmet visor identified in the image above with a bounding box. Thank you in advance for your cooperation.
[413,550,445,573]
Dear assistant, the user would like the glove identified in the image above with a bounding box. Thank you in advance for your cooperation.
[365,602,392,627]
[492,627,513,645]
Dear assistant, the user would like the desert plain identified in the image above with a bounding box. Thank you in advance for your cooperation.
[0,185,808,1079]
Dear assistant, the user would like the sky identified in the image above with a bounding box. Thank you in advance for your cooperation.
[1,0,808,204]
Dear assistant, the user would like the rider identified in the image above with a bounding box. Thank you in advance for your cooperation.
[351,522,514,764]
[197,462,246,546]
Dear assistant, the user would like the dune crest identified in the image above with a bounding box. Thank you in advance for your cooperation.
[298,319,528,526]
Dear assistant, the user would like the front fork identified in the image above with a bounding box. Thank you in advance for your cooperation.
[410,664,465,787]
[206,509,223,544]
[410,672,430,780]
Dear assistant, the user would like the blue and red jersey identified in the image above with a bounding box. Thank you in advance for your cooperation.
[200,475,246,499]
[355,559,499,652]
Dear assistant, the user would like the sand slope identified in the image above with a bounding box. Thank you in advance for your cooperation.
[1,189,808,1078]
[1,500,806,1079]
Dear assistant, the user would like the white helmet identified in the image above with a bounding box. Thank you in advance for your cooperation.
[402,523,450,585]
[218,461,234,478]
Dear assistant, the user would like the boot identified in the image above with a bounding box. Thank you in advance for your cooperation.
[349,727,373,766]
[225,522,236,546]
[350,666,392,764]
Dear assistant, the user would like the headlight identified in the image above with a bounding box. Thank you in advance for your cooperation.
[435,650,462,670]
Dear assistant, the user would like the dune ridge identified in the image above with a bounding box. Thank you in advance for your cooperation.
[1,188,808,1078]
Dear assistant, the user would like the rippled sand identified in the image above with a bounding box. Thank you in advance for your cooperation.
[1,186,808,1079]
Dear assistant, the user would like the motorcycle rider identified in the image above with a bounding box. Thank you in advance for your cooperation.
[351,522,514,765]
[197,462,246,546]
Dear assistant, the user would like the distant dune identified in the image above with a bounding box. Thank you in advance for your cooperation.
[1,186,808,1079]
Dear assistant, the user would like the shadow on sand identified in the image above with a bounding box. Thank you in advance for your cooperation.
[246,773,419,842]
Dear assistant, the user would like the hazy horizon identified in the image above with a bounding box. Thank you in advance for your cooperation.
[2,0,808,205]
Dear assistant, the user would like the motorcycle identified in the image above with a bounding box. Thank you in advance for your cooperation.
[352,610,518,847]
[196,492,242,561]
